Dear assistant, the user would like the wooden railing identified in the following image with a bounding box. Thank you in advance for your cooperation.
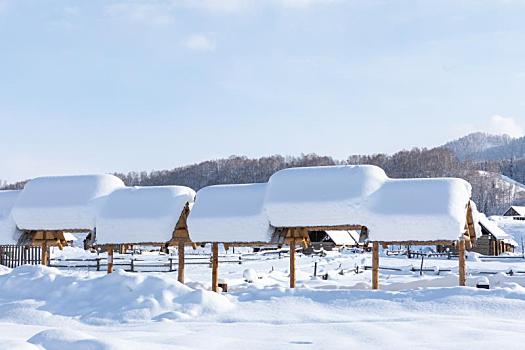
[0,245,42,267]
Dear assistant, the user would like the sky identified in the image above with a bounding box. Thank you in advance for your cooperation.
[1,0,525,182]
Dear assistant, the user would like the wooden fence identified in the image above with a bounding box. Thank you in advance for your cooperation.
[0,245,42,268]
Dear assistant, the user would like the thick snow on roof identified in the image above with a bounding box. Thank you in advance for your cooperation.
[479,215,518,247]
[265,165,472,242]
[508,206,525,216]
[366,178,472,241]
[187,183,273,243]
[96,186,195,244]
[265,165,388,227]
[12,175,125,231]
[0,190,22,244]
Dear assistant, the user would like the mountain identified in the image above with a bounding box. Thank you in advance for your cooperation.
[443,132,513,160]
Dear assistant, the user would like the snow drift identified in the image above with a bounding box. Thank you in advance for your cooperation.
[96,186,195,244]
[12,175,125,231]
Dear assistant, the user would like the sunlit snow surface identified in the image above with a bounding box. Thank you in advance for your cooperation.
[1,248,525,349]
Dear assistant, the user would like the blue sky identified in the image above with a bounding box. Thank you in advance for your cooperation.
[1,0,525,182]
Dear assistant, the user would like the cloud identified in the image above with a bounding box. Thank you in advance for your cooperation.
[105,3,175,26]
[454,115,524,138]
[183,34,216,51]
[486,115,524,137]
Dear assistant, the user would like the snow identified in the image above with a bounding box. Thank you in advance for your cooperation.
[265,165,388,227]
[326,230,358,245]
[96,186,195,245]
[265,165,472,242]
[12,175,125,231]
[2,251,525,349]
[507,205,525,216]
[0,190,22,244]
[491,216,525,249]
[188,183,273,243]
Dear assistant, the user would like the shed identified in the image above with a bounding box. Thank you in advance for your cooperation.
[503,206,525,220]
[471,214,518,255]
[11,174,125,263]
[265,165,476,289]
[187,183,275,291]
[96,185,195,279]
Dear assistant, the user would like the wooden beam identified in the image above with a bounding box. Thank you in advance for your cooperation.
[41,233,48,265]
[178,241,185,284]
[372,241,379,290]
[289,237,296,288]
[211,242,219,292]
[107,245,114,274]
[458,239,466,286]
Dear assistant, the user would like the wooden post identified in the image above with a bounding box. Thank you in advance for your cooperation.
[372,241,379,290]
[107,245,114,274]
[41,232,48,266]
[211,242,219,292]
[458,239,466,286]
[178,241,185,284]
[289,239,296,288]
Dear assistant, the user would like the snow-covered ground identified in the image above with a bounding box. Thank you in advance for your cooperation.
[2,248,525,349]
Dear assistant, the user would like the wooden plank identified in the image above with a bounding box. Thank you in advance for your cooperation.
[211,242,219,292]
[372,241,379,290]
[289,235,296,289]
[178,241,185,284]
[107,245,114,274]
[458,239,466,286]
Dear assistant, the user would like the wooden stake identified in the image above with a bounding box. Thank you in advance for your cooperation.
[212,242,219,292]
[41,233,48,266]
[458,239,466,286]
[107,245,114,274]
[178,241,185,284]
[289,239,296,288]
[372,241,379,290]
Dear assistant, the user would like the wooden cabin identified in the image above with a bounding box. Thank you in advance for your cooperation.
[470,216,518,255]
[503,206,525,220]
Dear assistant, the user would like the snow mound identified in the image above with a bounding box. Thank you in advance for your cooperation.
[0,265,233,324]
[28,329,116,350]
[96,186,195,244]
[188,183,273,243]
[0,190,22,244]
[12,175,125,231]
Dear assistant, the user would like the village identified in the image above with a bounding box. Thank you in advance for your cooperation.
[1,165,525,348]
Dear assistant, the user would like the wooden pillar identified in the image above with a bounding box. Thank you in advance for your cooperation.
[458,239,466,286]
[289,239,296,288]
[211,242,219,292]
[41,232,48,266]
[177,241,185,284]
[372,241,379,290]
[107,245,114,274]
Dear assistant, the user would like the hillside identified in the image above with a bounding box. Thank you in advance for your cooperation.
[442,132,513,160]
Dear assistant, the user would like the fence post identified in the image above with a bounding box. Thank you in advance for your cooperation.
[458,239,466,286]
[178,241,185,283]
[372,241,379,290]
[212,242,219,292]
[107,245,114,274]
[289,239,296,288]
[130,258,134,272]
[96,258,100,271]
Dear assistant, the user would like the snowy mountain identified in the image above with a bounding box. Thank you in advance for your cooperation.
[443,132,513,160]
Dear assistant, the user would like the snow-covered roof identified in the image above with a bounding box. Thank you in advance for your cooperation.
[508,206,525,216]
[479,214,518,247]
[187,183,273,243]
[265,165,472,242]
[0,190,22,244]
[325,230,359,245]
[265,165,388,228]
[96,186,195,244]
[12,175,125,231]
